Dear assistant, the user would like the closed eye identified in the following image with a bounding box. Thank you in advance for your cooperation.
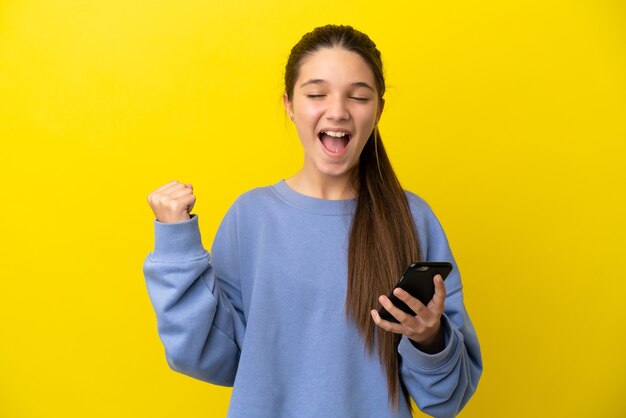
[307,94,326,99]
[351,97,370,102]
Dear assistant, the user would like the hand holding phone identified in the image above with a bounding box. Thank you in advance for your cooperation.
[377,261,452,323]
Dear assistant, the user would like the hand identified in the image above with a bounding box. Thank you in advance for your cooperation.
[370,274,446,354]
[147,180,196,224]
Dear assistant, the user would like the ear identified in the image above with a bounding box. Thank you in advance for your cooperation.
[283,93,294,120]
[376,98,385,125]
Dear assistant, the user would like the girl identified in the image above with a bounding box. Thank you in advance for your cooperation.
[143,24,482,418]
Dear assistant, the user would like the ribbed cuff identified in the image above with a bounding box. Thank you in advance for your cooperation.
[398,314,457,370]
[151,214,207,261]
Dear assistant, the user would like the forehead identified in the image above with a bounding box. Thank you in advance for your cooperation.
[296,47,376,89]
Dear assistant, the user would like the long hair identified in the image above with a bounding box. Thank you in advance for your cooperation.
[284,24,421,411]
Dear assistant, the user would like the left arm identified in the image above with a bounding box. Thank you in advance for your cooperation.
[371,201,483,417]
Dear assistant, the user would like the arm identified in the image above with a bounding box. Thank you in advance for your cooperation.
[142,211,246,386]
[397,204,482,417]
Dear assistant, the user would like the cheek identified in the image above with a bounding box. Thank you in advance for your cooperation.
[366,107,381,124]
[350,104,378,123]
[298,103,324,120]
[294,118,319,147]
[294,105,324,138]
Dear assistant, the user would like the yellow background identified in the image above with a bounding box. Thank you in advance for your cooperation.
[1,0,624,417]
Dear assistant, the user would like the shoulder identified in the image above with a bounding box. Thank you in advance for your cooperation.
[404,189,430,211]
[212,184,278,243]
[222,183,283,221]
[232,184,277,207]
[403,189,438,225]
[403,190,451,258]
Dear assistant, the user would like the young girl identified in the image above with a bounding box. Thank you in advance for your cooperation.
[143,24,482,418]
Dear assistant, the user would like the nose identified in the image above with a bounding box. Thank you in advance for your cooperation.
[325,95,350,121]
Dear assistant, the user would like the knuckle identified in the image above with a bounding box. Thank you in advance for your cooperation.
[156,197,168,207]
[407,319,420,331]
[428,317,441,328]
[413,324,425,334]
[149,194,161,207]
[167,201,182,211]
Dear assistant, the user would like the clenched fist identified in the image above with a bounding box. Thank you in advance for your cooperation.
[147,180,196,224]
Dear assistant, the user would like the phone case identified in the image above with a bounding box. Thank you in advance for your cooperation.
[378,261,453,324]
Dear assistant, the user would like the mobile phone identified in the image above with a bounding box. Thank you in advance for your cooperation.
[377,261,452,323]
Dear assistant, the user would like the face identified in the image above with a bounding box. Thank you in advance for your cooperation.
[284,47,384,183]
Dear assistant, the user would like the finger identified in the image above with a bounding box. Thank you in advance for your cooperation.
[392,287,428,318]
[169,186,195,200]
[428,274,447,315]
[150,182,186,201]
[181,194,196,213]
[153,180,180,193]
[178,191,196,203]
[378,294,418,326]
[370,309,414,335]
[149,184,188,205]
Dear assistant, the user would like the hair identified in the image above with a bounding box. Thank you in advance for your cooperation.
[284,25,422,411]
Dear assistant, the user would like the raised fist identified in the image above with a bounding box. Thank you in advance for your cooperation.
[147,180,196,224]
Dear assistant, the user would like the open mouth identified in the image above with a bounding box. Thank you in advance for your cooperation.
[318,130,352,154]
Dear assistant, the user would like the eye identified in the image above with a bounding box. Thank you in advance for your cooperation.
[350,97,370,102]
[306,94,326,99]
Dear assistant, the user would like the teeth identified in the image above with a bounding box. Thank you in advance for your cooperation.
[322,131,349,138]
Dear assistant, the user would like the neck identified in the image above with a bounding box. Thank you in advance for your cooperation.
[285,170,357,200]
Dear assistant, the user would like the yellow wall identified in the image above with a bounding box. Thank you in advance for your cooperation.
[1,1,624,417]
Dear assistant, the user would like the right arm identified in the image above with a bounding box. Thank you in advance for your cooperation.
[142,181,245,386]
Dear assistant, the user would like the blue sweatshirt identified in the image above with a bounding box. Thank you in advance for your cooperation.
[143,180,482,418]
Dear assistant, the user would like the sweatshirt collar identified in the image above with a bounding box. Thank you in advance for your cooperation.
[271,179,356,216]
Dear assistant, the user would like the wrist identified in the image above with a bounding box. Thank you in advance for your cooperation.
[409,324,445,354]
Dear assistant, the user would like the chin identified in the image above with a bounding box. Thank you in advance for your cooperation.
[317,162,357,179]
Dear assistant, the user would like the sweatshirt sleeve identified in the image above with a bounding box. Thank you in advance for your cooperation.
[398,198,483,418]
[142,209,246,387]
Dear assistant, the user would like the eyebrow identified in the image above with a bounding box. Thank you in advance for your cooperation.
[299,79,375,92]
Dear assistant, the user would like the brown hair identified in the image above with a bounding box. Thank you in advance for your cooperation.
[284,24,421,411]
